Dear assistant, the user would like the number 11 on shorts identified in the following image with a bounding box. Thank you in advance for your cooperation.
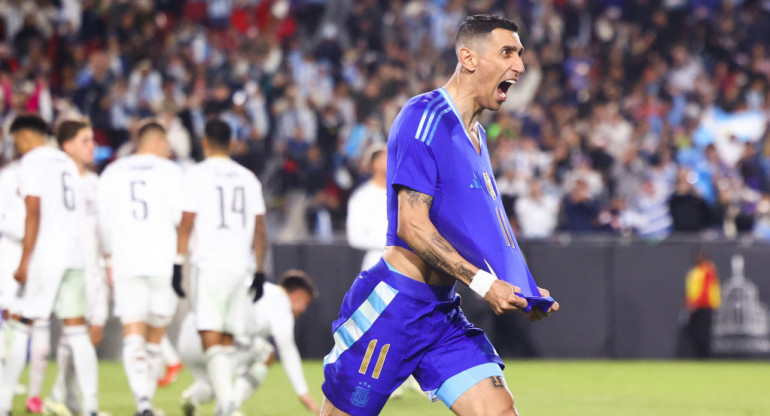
[359,339,390,379]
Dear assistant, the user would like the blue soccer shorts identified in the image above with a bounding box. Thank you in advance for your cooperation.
[322,258,505,415]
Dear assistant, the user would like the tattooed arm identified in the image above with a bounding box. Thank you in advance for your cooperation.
[395,186,527,314]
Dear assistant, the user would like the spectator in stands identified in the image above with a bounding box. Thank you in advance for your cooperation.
[669,170,712,233]
[515,178,559,239]
[561,178,599,232]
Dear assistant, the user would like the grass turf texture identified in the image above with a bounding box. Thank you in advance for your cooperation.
[10,360,770,415]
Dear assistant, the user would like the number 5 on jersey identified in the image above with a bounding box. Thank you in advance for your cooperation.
[359,340,390,379]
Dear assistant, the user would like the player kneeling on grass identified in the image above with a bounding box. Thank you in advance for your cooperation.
[177,270,320,415]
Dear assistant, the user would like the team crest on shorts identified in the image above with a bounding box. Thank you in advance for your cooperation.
[351,382,371,407]
[483,172,496,200]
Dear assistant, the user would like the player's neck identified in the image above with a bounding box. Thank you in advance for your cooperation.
[442,74,482,133]
[371,173,387,188]
[206,151,230,159]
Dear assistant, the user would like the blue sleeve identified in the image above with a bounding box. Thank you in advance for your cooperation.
[391,119,439,197]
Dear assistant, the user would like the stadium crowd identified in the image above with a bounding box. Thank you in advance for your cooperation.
[0,0,770,241]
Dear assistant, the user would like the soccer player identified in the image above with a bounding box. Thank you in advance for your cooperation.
[177,270,320,415]
[0,114,101,416]
[97,120,183,416]
[44,119,110,416]
[321,15,559,416]
[346,145,388,271]
[173,119,267,416]
[0,155,25,391]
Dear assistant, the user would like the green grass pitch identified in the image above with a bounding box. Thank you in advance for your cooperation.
[10,360,770,415]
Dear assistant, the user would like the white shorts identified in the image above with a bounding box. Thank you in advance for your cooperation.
[0,238,22,312]
[84,265,110,326]
[19,265,85,320]
[0,258,20,313]
[113,275,178,326]
[191,266,249,336]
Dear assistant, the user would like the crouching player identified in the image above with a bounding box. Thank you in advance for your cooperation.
[177,271,320,415]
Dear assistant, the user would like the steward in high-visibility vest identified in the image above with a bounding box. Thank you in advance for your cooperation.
[683,253,721,358]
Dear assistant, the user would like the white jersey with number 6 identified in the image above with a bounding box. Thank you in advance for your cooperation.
[182,157,265,273]
[19,146,84,269]
[98,154,182,278]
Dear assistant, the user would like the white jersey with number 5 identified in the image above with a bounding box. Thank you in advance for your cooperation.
[19,146,84,269]
[182,157,265,273]
[98,154,182,278]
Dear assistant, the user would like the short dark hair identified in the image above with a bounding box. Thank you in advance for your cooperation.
[10,114,49,136]
[204,119,232,150]
[56,119,90,147]
[137,119,167,141]
[280,269,318,299]
[455,14,519,49]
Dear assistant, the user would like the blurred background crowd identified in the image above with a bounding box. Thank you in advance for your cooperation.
[1,0,770,242]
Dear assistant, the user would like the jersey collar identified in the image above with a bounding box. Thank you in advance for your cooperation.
[438,87,483,154]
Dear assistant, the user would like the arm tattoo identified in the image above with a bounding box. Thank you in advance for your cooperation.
[490,376,505,388]
[456,262,475,281]
[430,232,456,254]
[405,189,433,209]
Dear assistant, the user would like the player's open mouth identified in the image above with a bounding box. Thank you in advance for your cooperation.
[496,79,516,101]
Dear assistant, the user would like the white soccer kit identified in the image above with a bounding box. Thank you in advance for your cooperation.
[98,154,182,324]
[178,282,310,398]
[80,172,109,326]
[0,161,24,311]
[346,180,388,271]
[17,146,85,319]
[182,157,265,335]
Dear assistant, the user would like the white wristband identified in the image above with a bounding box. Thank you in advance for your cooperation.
[174,253,185,265]
[469,269,497,298]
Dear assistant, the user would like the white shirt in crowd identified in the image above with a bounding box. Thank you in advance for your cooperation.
[243,282,308,396]
[97,154,182,278]
[346,181,388,270]
[19,146,84,269]
[515,194,560,239]
[182,157,265,273]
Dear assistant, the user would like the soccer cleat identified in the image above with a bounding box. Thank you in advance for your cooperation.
[13,384,27,396]
[180,397,197,416]
[158,363,183,387]
[42,399,73,416]
[26,397,43,413]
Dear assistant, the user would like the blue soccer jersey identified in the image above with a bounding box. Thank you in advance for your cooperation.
[386,88,553,312]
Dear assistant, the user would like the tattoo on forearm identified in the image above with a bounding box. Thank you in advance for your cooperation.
[456,262,474,281]
[490,376,505,388]
[405,189,433,208]
[419,248,451,275]
[430,232,455,254]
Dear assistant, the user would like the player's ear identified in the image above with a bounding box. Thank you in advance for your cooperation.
[458,47,477,73]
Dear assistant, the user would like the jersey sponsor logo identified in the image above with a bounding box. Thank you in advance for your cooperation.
[351,382,372,407]
[483,172,496,200]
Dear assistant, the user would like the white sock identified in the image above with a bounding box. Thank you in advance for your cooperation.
[122,334,151,412]
[65,325,99,413]
[49,335,70,403]
[0,321,30,412]
[206,345,235,414]
[160,334,181,366]
[146,342,163,401]
[182,380,215,405]
[28,319,50,398]
[0,321,6,383]
[233,362,268,408]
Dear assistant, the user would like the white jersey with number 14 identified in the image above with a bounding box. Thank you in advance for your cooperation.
[182,157,265,273]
